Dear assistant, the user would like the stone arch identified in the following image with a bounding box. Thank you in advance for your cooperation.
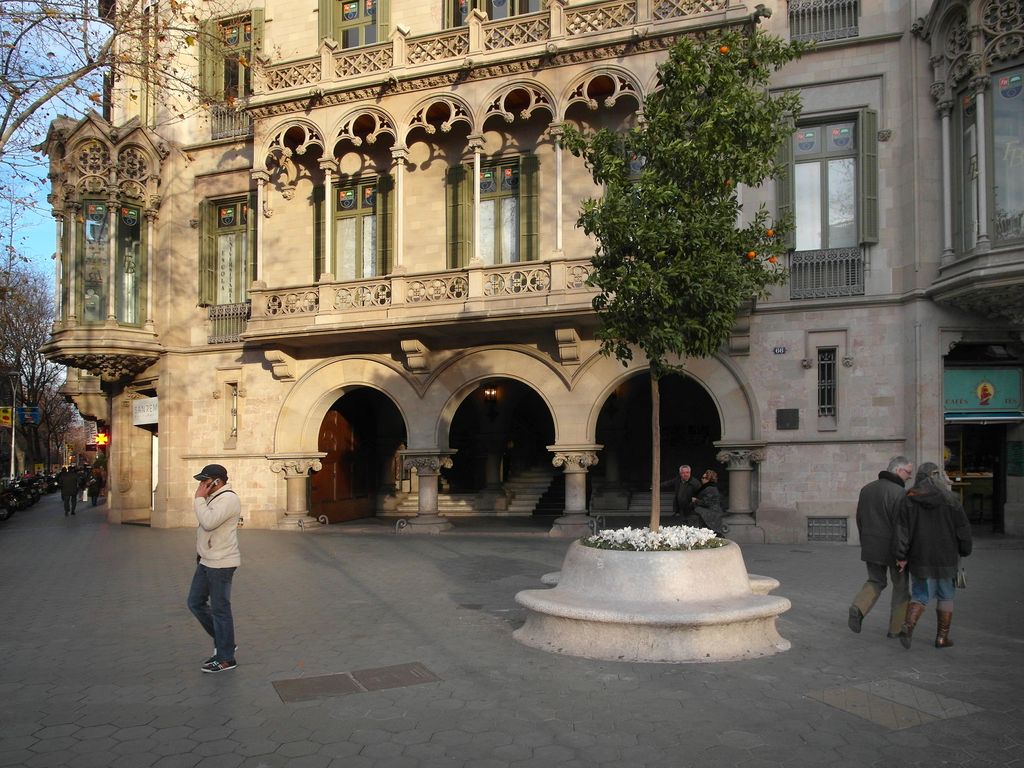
[260,118,326,168]
[560,67,644,120]
[572,351,760,446]
[259,118,326,199]
[272,356,421,454]
[481,81,557,129]
[423,347,570,448]
[330,106,398,158]
[114,144,155,201]
[402,93,475,145]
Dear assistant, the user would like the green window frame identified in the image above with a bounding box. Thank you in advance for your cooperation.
[445,0,542,27]
[953,65,1024,252]
[446,154,539,268]
[776,109,877,250]
[199,10,264,102]
[319,0,390,49]
[314,175,394,281]
[76,200,146,325]
[198,195,256,307]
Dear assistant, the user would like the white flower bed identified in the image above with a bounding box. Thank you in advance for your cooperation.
[582,524,725,551]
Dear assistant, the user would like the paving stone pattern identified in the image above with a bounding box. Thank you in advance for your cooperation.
[1,495,1023,767]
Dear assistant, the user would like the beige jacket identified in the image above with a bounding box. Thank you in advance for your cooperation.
[194,483,241,568]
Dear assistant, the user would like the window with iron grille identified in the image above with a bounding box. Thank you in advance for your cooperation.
[790,247,864,298]
[788,0,859,43]
[817,347,837,428]
[777,111,877,299]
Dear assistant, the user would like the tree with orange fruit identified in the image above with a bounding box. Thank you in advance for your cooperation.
[562,22,805,532]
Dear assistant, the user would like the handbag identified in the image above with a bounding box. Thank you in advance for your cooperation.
[955,567,967,589]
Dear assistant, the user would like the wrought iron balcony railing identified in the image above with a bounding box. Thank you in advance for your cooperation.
[789,247,864,299]
[788,0,859,43]
[208,301,251,344]
[209,104,254,140]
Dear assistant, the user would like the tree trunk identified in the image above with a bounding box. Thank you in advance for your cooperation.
[650,372,661,532]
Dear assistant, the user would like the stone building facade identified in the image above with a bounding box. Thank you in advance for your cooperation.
[40,0,1024,539]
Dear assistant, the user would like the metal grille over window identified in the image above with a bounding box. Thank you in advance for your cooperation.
[210,105,253,140]
[817,347,837,419]
[807,517,848,542]
[788,0,859,42]
[789,247,864,298]
[208,301,251,344]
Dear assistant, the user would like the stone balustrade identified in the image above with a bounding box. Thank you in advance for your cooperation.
[244,258,596,337]
[257,0,739,95]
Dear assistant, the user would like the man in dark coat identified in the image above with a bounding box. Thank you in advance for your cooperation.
[660,465,701,524]
[895,462,972,649]
[57,467,81,517]
[848,455,913,637]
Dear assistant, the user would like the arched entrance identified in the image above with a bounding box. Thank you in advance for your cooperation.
[444,379,555,491]
[311,387,406,523]
[594,372,725,507]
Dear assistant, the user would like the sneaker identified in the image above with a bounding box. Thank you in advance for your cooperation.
[848,606,863,634]
[204,645,238,665]
[201,659,237,673]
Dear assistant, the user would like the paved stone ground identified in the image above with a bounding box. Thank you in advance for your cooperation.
[1,493,1022,768]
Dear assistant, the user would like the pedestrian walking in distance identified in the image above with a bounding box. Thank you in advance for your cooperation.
[58,467,81,516]
[187,464,241,673]
[848,455,913,638]
[895,462,972,649]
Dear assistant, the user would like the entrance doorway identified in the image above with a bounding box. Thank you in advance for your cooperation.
[595,372,724,500]
[944,422,1007,532]
[311,388,405,523]
[443,380,554,493]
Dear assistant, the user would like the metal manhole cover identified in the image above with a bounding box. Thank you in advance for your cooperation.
[273,662,440,703]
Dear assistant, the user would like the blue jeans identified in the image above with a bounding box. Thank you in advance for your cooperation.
[910,575,955,605]
[187,563,236,661]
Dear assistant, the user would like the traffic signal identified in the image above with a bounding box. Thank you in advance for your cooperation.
[96,432,109,446]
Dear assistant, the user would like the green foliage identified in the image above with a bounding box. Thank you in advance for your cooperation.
[563,28,806,378]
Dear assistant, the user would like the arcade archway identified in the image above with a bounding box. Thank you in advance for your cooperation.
[310,386,406,523]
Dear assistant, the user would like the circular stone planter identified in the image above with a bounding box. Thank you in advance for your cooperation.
[513,540,790,663]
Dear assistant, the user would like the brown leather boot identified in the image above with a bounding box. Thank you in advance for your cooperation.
[935,610,954,648]
[899,602,926,649]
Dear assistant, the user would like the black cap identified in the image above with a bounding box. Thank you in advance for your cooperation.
[193,464,228,482]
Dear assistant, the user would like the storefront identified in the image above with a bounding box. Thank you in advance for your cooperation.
[944,368,1024,533]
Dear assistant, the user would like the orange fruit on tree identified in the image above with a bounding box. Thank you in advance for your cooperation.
[766,228,775,237]
[768,255,778,264]
[746,251,757,260]
[719,45,730,54]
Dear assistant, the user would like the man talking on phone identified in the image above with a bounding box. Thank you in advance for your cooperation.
[187,464,241,673]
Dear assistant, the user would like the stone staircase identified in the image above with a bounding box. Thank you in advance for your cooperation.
[625,490,674,516]
[390,492,481,517]
[383,467,557,517]
[503,468,557,515]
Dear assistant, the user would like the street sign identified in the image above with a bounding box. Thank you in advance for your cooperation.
[16,406,41,425]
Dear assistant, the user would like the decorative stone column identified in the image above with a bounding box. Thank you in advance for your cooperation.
[269,454,325,530]
[547,445,600,538]
[715,445,765,544]
[399,449,456,533]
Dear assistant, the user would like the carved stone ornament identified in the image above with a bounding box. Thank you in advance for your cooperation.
[269,457,323,476]
[551,451,599,472]
[50,352,157,382]
[403,454,454,475]
[248,37,676,121]
[715,448,766,470]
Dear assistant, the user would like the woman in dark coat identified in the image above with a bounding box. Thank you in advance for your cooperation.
[692,470,728,536]
[894,462,972,649]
